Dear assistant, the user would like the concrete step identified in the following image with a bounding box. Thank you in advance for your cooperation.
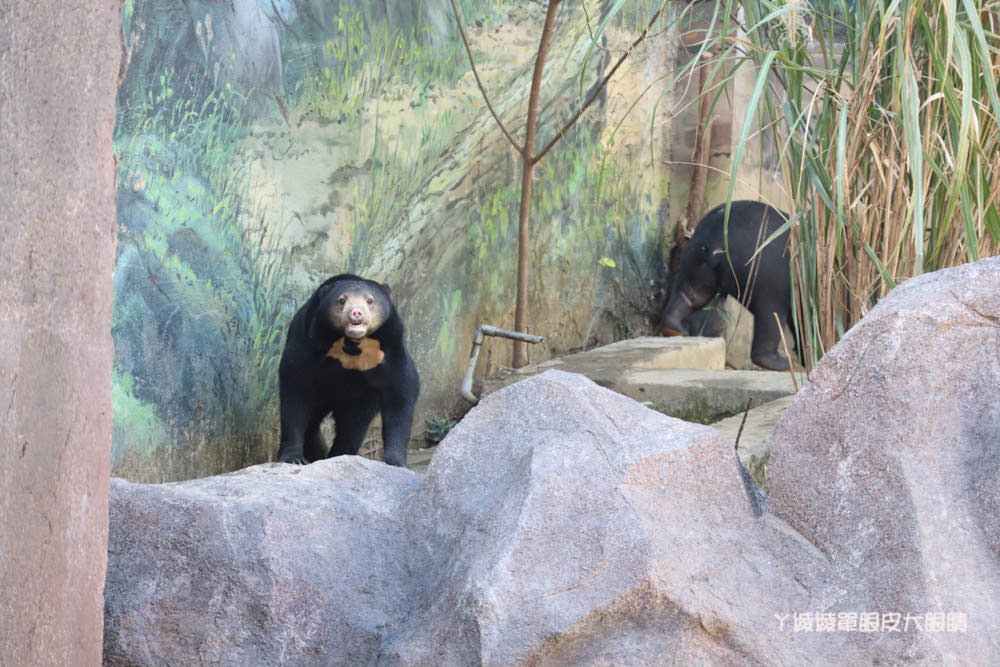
[532,336,727,372]
[479,336,727,400]
[601,368,798,424]
[407,446,435,475]
[421,336,805,479]
[481,336,801,423]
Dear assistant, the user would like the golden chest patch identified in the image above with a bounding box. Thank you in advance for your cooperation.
[327,337,385,372]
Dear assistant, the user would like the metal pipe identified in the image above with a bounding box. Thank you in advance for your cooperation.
[460,325,543,404]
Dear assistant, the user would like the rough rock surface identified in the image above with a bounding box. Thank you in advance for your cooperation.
[714,393,796,487]
[385,370,831,665]
[107,371,856,664]
[719,296,756,369]
[104,460,423,665]
[1,3,119,664]
[769,256,1000,662]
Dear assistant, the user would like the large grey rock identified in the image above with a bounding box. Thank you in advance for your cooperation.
[104,459,423,666]
[108,316,1000,665]
[106,371,864,665]
[384,370,845,665]
[769,256,1000,662]
[718,296,756,369]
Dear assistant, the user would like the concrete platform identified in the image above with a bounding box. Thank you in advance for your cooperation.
[480,336,727,400]
[602,368,798,424]
[407,447,435,474]
[480,333,799,424]
[529,336,727,372]
[420,336,805,478]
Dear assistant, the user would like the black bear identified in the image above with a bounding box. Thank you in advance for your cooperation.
[660,201,795,371]
[275,274,419,467]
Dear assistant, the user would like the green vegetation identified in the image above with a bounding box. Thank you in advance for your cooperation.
[111,369,168,460]
[294,2,497,124]
[435,290,465,359]
[610,0,674,32]
[425,416,459,444]
[468,129,647,310]
[291,3,511,275]
[341,105,464,273]
[114,0,511,469]
[710,0,1000,363]
[469,183,518,300]
[113,63,292,460]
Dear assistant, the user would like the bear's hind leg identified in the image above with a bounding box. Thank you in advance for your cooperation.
[303,416,328,462]
[749,303,791,371]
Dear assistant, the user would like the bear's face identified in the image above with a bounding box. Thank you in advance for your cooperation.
[330,291,383,341]
[315,279,391,341]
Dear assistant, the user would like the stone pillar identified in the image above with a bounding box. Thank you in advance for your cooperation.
[0,3,119,664]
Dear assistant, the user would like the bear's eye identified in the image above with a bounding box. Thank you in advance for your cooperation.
[366,297,374,305]
[338,296,347,306]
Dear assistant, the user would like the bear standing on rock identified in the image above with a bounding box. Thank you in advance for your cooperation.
[275,274,419,467]
[660,201,795,371]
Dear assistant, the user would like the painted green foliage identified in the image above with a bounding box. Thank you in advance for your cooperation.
[113,0,673,481]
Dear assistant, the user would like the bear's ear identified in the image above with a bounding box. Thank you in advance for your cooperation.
[376,282,391,297]
[307,293,335,348]
[315,282,334,301]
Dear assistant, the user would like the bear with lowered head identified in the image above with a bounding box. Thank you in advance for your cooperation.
[660,201,795,371]
[275,274,419,467]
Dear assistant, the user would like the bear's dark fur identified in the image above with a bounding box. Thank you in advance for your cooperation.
[660,201,795,371]
[275,274,419,467]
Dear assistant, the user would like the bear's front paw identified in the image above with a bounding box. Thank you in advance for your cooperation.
[277,454,309,465]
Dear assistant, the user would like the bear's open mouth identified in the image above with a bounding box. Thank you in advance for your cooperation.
[345,324,368,340]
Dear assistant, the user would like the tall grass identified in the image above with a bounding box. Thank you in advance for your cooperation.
[295,2,492,123]
[114,63,292,437]
[673,0,1000,364]
[732,0,1000,362]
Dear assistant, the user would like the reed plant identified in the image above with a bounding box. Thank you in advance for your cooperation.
[731,0,1000,363]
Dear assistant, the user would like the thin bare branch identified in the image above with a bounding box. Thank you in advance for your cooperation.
[448,0,525,157]
[513,0,564,367]
[533,0,670,164]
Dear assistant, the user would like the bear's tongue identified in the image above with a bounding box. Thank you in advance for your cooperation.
[345,324,367,340]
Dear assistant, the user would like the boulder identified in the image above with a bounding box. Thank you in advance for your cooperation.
[712,393,796,487]
[384,370,844,665]
[105,370,860,664]
[707,296,756,370]
[103,459,423,665]
[769,256,1000,662]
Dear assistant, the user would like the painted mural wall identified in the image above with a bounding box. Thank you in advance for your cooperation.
[113,0,778,482]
